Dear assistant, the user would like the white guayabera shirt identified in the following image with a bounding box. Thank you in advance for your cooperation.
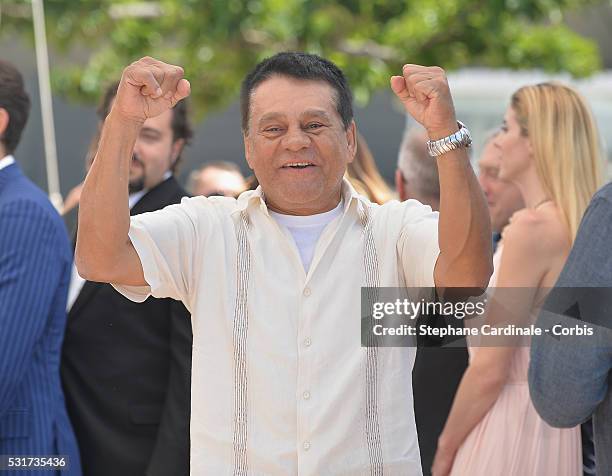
[113,178,439,476]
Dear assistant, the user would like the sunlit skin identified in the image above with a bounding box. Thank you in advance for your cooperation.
[76,55,491,322]
[495,108,533,184]
[494,107,549,208]
[244,76,356,216]
[477,139,524,233]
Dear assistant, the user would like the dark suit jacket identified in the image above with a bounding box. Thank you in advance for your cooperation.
[0,162,82,475]
[413,302,468,476]
[61,177,192,476]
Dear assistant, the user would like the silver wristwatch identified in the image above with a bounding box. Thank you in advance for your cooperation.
[427,121,472,157]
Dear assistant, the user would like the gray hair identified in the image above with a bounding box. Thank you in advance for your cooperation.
[397,126,440,200]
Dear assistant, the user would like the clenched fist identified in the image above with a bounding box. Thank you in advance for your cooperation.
[113,56,191,124]
[390,65,457,140]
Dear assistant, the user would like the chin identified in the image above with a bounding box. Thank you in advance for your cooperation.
[282,179,322,197]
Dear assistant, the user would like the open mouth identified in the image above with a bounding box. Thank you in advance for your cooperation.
[282,162,315,169]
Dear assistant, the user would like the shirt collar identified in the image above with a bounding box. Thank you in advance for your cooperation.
[234,177,367,217]
[128,171,173,209]
[128,189,148,209]
[0,155,16,172]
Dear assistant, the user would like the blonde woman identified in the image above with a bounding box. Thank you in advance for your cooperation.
[346,131,395,204]
[432,82,603,476]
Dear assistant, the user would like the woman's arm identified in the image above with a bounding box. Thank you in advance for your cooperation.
[432,210,551,475]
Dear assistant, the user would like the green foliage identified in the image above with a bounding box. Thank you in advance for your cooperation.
[2,0,602,116]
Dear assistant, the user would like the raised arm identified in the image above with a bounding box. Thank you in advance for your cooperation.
[391,66,492,292]
[75,57,190,286]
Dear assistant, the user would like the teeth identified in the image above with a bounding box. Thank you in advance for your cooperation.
[285,162,313,168]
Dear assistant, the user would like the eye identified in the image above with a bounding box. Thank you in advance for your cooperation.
[264,127,282,133]
[140,134,158,143]
[306,123,324,130]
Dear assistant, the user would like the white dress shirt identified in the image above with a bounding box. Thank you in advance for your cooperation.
[113,178,439,475]
[0,154,16,171]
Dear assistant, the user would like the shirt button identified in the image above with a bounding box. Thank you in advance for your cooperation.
[304,337,312,347]
[303,287,311,297]
[303,391,311,400]
[303,441,311,451]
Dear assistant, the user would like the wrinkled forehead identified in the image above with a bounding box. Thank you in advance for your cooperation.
[248,75,340,124]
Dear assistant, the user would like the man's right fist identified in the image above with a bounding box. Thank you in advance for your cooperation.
[113,56,191,123]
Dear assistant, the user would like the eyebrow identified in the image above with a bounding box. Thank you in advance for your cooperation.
[257,109,333,127]
[140,127,161,136]
[300,109,332,121]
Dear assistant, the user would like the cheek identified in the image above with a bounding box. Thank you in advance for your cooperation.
[489,182,505,199]
[320,136,349,167]
[500,136,523,163]
[247,143,276,176]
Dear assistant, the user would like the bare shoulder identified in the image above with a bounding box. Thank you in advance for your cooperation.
[502,206,569,257]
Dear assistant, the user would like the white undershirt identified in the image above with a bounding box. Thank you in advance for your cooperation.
[0,155,16,171]
[269,200,343,273]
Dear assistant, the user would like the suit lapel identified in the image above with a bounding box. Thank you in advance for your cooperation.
[130,176,183,216]
[68,280,103,318]
[0,163,21,197]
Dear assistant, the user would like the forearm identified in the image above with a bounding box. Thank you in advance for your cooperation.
[436,149,492,288]
[437,361,505,456]
[75,109,142,279]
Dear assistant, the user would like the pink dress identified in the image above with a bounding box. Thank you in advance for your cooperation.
[449,245,582,476]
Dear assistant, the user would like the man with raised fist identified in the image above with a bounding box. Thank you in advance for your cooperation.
[62,79,193,476]
[76,53,491,475]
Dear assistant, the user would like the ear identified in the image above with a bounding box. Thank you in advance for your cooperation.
[395,169,407,202]
[521,131,535,161]
[526,138,535,160]
[0,108,9,138]
[243,132,254,170]
[346,120,357,164]
[171,138,185,163]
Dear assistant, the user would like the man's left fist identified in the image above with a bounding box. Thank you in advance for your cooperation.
[391,65,458,140]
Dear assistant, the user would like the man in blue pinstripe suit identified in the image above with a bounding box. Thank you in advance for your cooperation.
[0,60,81,475]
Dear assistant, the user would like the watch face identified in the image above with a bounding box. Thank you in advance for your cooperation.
[460,126,473,147]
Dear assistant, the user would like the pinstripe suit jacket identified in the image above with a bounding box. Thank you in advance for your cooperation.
[0,162,81,475]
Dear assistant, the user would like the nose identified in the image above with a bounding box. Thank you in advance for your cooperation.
[479,177,489,197]
[132,139,144,159]
[282,127,311,152]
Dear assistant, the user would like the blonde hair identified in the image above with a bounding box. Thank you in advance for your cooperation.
[346,132,395,204]
[511,82,604,242]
